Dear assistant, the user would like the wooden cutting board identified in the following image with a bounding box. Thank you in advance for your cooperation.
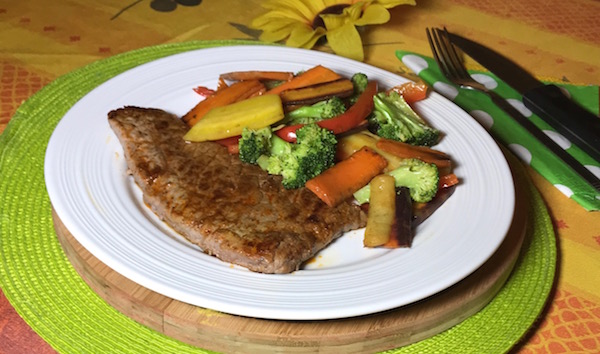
[53,189,526,354]
[53,154,529,354]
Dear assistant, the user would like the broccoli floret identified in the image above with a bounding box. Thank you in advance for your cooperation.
[348,73,368,105]
[255,124,337,189]
[238,126,273,164]
[390,159,439,202]
[369,91,440,146]
[353,158,439,204]
[284,97,347,125]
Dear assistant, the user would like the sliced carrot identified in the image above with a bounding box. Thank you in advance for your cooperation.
[439,173,459,188]
[376,137,449,159]
[216,77,228,91]
[305,146,388,207]
[277,81,378,142]
[182,80,266,127]
[220,70,294,82]
[337,131,412,172]
[382,187,413,248]
[375,138,452,174]
[279,78,354,106]
[265,65,342,95]
[364,174,397,247]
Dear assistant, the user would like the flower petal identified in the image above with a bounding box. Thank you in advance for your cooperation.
[258,23,298,43]
[354,4,390,26]
[343,2,366,20]
[251,0,411,55]
[261,0,325,22]
[301,0,329,16]
[325,22,364,61]
[373,0,416,8]
[251,10,308,43]
[323,0,354,6]
[252,11,305,28]
[320,13,349,30]
[287,25,327,48]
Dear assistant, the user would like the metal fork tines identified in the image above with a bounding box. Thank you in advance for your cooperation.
[426,27,600,192]
[427,28,487,92]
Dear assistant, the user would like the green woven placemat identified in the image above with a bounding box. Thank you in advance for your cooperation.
[0,40,556,353]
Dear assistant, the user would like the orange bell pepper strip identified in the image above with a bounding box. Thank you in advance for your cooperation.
[387,81,428,104]
[305,146,388,207]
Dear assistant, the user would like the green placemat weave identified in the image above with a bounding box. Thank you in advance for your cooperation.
[0,40,556,353]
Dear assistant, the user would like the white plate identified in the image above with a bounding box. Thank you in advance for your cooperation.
[45,45,515,320]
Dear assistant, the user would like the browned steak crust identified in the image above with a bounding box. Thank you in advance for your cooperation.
[108,106,366,273]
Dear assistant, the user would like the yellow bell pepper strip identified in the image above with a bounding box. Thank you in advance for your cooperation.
[275,81,378,142]
[183,94,284,142]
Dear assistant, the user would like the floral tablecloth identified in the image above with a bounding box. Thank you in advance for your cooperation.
[1,1,599,353]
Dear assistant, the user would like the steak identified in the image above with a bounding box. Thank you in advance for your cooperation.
[108,106,367,274]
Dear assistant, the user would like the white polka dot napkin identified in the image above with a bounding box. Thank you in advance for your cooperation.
[396,51,600,211]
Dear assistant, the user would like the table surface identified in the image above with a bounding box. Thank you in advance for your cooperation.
[1,1,599,353]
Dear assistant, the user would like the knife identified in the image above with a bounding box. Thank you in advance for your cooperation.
[447,32,600,163]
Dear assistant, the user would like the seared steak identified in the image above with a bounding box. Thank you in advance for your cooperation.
[108,106,367,273]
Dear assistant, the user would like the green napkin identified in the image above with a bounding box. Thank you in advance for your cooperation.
[396,51,600,211]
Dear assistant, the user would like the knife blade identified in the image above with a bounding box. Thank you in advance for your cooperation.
[484,87,600,192]
[447,32,600,163]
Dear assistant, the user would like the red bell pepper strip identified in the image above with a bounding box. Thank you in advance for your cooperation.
[275,81,378,142]
[439,173,459,189]
[193,85,216,97]
[214,135,241,154]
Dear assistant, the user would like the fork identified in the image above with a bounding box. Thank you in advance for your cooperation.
[427,27,525,112]
[426,27,600,192]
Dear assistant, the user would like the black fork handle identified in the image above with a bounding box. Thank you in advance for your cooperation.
[486,91,600,192]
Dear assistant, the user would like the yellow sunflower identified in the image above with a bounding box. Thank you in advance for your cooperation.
[251,0,416,61]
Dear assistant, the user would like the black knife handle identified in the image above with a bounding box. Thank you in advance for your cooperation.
[522,84,600,162]
[487,92,600,192]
